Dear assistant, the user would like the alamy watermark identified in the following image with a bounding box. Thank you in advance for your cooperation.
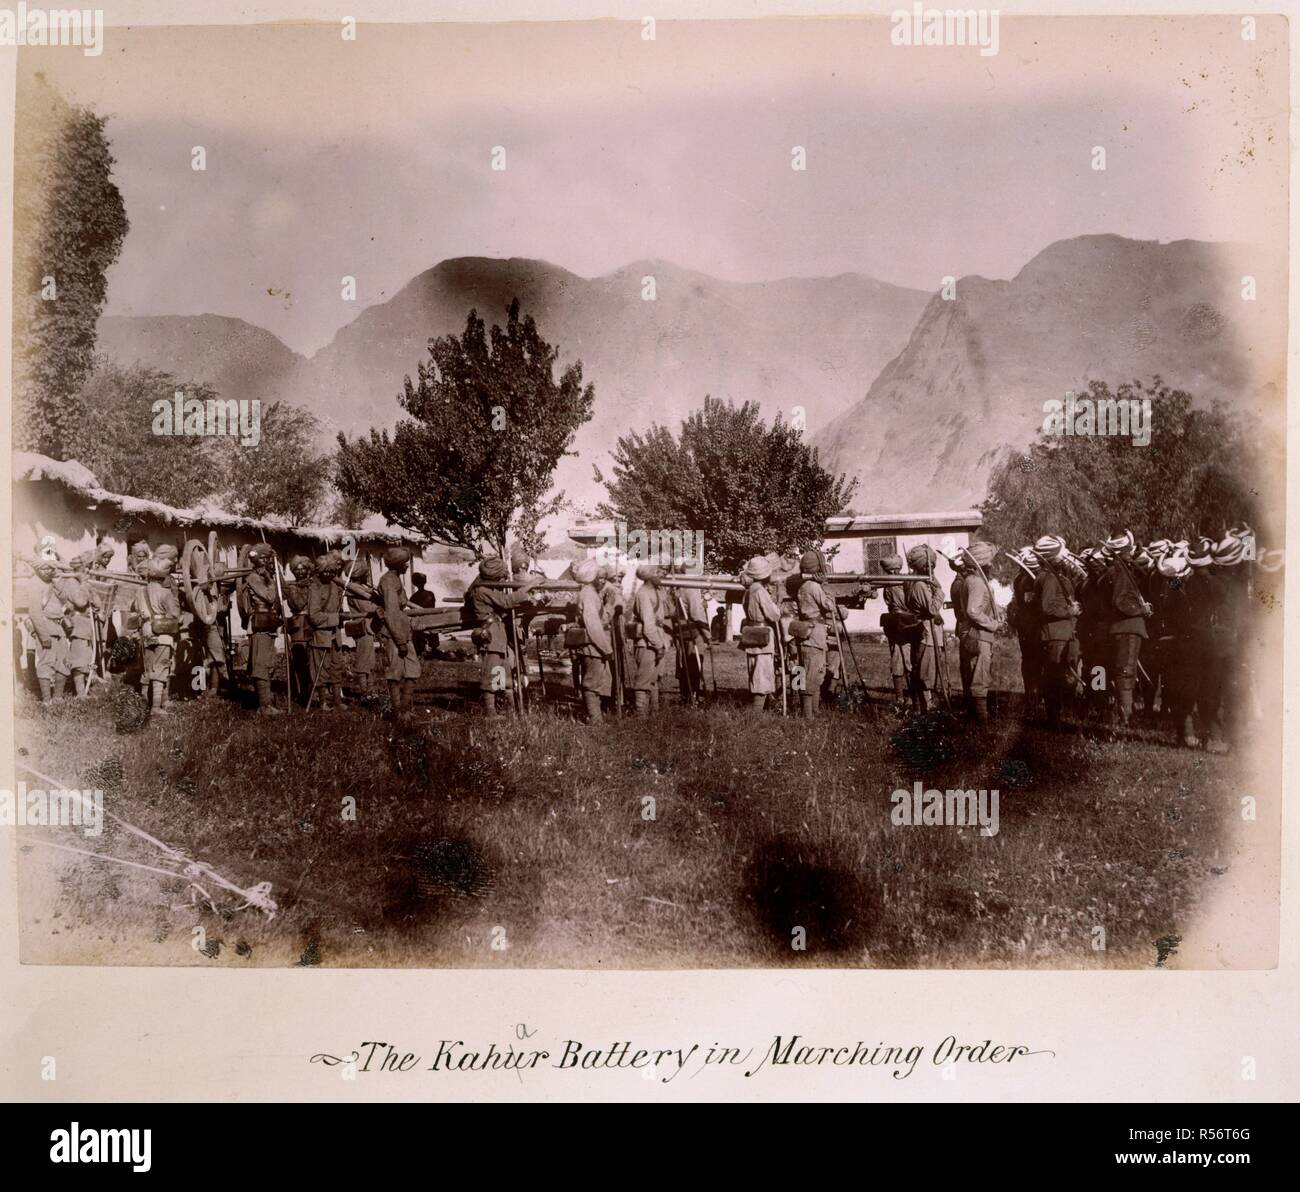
[1041,391,1152,446]
[891,5,1000,57]
[152,390,262,447]
[595,522,705,574]
[0,5,103,55]
[890,781,1000,836]
[1,782,103,836]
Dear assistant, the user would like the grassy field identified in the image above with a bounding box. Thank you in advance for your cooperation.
[13,637,1249,969]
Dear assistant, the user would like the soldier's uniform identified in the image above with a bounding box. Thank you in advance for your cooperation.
[409,573,438,657]
[1149,548,1199,748]
[340,567,381,696]
[58,554,97,697]
[670,580,708,704]
[469,556,537,719]
[629,564,668,715]
[794,551,841,717]
[902,545,945,713]
[1196,535,1249,753]
[133,557,183,715]
[1033,540,1080,727]
[741,556,782,712]
[574,558,613,722]
[1098,532,1152,728]
[25,563,69,701]
[378,547,421,717]
[877,554,911,706]
[285,556,315,705]
[307,551,348,710]
[951,541,1001,722]
[240,543,282,715]
[1005,550,1041,717]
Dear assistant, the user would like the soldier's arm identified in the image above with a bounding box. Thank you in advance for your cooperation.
[638,589,668,649]
[582,592,614,654]
[969,580,1002,631]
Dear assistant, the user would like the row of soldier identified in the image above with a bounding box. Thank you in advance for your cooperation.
[21,526,1272,747]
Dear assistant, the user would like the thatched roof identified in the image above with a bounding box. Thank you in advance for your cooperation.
[13,452,423,548]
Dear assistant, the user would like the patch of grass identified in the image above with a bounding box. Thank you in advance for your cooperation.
[13,633,1247,972]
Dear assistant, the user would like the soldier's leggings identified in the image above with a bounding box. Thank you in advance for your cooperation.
[1110,632,1143,720]
[1017,633,1041,711]
[1041,638,1080,723]
[798,642,826,714]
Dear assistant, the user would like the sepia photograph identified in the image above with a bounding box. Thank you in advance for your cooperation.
[4,9,1288,987]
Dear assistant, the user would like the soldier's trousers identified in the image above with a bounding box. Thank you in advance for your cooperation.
[289,641,312,702]
[745,651,776,694]
[958,632,992,700]
[310,643,345,692]
[909,639,941,698]
[1041,638,1080,722]
[632,643,663,691]
[1111,633,1143,719]
[1017,633,1041,711]
[34,633,69,682]
[248,631,277,680]
[676,638,705,700]
[1197,651,1237,741]
[798,642,826,711]
[479,647,516,693]
[581,654,612,697]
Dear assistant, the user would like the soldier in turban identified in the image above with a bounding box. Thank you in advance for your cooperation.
[951,542,1002,723]
[307,551,348,710]
[239,543,282,715]
[1033,539,1082,727]
[133,556,184,715]
[469,556,539,720]
[573,558,614,722]
[740,556,783,712]
[378,546,422,716]
[629,564,669,715]
[1097,529,1154,729]
[902,545,945,713]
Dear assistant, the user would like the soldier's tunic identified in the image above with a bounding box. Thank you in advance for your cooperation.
[951,569,999,702]
[55,574,95,676]
[579,583,614,696]
[1076,569,1109,715]
[379,570,421,680]
[630,581,668,691]
[1035,565,1080,722]
[307,574,346,688]
[742,580,781,695]
[902,577,945,694]
[795,577,839,700]
[133,577,182,683]
[242,572,280,681]
[343,580,381,689]
[25,575,69,682]
[468,578,531,693]
[1006,571,1041,708]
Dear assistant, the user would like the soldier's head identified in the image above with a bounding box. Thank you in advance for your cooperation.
[94,543,116,568]
[146,557,174,582]
[384,546,411,574]
[573,559,599,587]
[1211,533,1247,570]
[33,560,57,581]
[479,557,508,582]
[1188,537,1214,570]
[316,551,343,579]
[743,555,773,583]
[879,554,904,575]
[509,544,530,573]
[248,543,276,575]
[130,541,152,563]
[412,572,428,589]
[799,549,824,578]
[68,551,94,572]
[906,544,936,574]
[289,555,314,581]
[636,563,663,586]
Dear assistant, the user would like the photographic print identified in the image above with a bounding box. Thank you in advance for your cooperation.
[6,11,1287,973]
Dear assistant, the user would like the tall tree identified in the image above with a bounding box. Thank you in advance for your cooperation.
[218,401,330,525]
[981,378,1268,572]
[335,299,594,558]
[597,396,857,572]
[69,360,222,507]
[13,72,128,457]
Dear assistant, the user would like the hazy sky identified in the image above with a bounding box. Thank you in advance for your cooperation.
[22,16,1289,354]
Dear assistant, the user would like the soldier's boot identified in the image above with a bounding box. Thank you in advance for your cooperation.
[37,679,53,703]
[255,678,282,715]
[634,691,650,717]
[73,672,88,697]
[386,680,401,715]
[972,696,989,724]
[648,686,661,713]
[1117,687,1134,727]
[892,675,907,705]
[333,683,347,709]
[751,693,767,712]
[1181,714,1200,749]
[402,678,416,715]
[583,692,603,724]
[800,693,816,718]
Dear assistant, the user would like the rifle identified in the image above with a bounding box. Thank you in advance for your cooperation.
[270,555,293,713]
[611,606,626,717]
[925,550,952,710]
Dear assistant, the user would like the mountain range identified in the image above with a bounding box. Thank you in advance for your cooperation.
[95,235,1285,518]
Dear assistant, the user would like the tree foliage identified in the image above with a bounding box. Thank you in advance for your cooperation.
[981,378,1268,570]
[596,396,857,572]
[70,360,223,508]
[14,73,128,457]
[334,299,594,558]
[218,401,330,525]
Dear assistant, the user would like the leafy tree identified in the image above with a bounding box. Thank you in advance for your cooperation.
[981,378,1268,574]
[596,396,857,572]
[335,299,594,559]
[69,359,222,507]
[14,73,128,457]
[218,401,330,525]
